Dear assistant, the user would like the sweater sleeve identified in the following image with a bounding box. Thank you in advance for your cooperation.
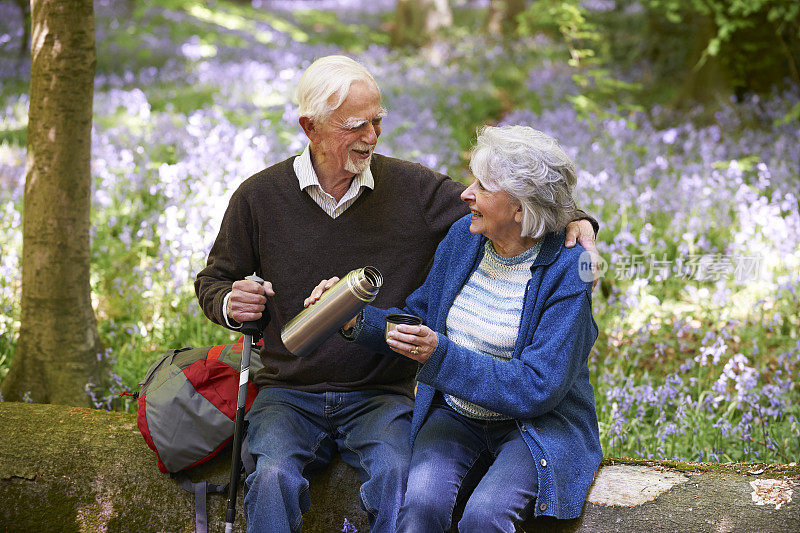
[350,277,435,358]
[194,187,269,332]
[417,286,598,420]
[417,167,470,241]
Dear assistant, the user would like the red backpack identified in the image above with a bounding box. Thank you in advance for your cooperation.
[133,336,263,473]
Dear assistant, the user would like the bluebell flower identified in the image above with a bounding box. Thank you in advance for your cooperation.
[341,518,358,533]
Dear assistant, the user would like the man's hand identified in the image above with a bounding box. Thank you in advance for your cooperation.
[303,277,358,331]
[303,277,340,308]
[227,278,275,323]
[565,219,600,291]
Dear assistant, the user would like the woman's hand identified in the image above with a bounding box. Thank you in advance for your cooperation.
[303,277,357,330]
[387,324,438,364]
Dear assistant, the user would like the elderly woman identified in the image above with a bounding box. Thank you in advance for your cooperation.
[309,125,601,531]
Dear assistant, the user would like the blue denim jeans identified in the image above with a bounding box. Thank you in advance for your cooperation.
[244,387,413,532]
[397,396,539,533]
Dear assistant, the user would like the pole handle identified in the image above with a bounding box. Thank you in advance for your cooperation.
[242,273,265,338]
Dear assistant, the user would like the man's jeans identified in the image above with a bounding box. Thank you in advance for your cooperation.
[396,395,539,533]
[244,387,413,532]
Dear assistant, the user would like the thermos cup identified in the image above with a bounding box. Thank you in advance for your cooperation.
[281,266,383,357]
[385,314,423,340]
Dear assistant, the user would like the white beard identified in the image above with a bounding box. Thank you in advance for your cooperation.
[345,152,372,174]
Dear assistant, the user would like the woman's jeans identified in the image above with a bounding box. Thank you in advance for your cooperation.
[244,387,413,533]
[397,396,538,532]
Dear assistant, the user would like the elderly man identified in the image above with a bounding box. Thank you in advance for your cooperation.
[195,55,598,532]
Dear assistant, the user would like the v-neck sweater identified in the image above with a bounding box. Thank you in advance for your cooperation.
[195,154,468,395]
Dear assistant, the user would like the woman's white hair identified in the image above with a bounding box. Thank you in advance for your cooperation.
[470,125,578,239]
[296,55,380,123]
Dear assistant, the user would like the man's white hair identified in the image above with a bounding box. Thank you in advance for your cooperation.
[296,55,380,123]
[470,125,578,239]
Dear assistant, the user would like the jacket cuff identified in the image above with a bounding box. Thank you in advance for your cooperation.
[339,310,364,342]
[416,333,447,385]
[361,305,389,338]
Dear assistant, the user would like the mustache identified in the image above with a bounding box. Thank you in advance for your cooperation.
[350,142,373,151]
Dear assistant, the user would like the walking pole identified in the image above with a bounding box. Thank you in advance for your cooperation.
[225,273,264,533]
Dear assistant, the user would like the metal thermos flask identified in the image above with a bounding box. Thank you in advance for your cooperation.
[280,266,383,357]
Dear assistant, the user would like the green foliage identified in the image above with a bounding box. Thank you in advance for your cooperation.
[518,0,799,110]
[146,86,218,116]
[775,100,800,126]
[517,0,643,120]
[649,0,799,57]
[0,328,15,386]
[0,127,26,147]
[645,0,800,92]
[592,282,800,463]
[444,89,505,156]
[289,9,391,52]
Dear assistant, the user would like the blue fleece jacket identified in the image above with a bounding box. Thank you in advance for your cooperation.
[353,214,602,519]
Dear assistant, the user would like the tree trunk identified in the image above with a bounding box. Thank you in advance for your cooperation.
[392,0,453,47]
[487,0,527,37]
[676,14,732,106]
[1,0,103,406]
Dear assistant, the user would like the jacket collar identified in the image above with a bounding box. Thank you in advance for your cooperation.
[532,229,565,269]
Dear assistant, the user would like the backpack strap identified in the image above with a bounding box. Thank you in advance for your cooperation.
[172,472,228,533]
[170,432,255,533]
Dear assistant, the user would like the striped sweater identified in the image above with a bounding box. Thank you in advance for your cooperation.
[445,240,542,419]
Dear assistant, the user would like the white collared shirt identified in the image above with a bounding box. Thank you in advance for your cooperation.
[293,144,374,219]
[222,144,374,328]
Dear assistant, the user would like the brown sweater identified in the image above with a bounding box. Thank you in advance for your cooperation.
[195,154,468,396]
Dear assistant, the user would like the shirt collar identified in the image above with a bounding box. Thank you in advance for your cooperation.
[294,144,375,192]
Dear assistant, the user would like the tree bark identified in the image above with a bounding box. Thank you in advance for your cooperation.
[1,0,103,406]
[392,0,453,47]
[487,0,527,37]
[2,403,799,533]
[676,14,732,106]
